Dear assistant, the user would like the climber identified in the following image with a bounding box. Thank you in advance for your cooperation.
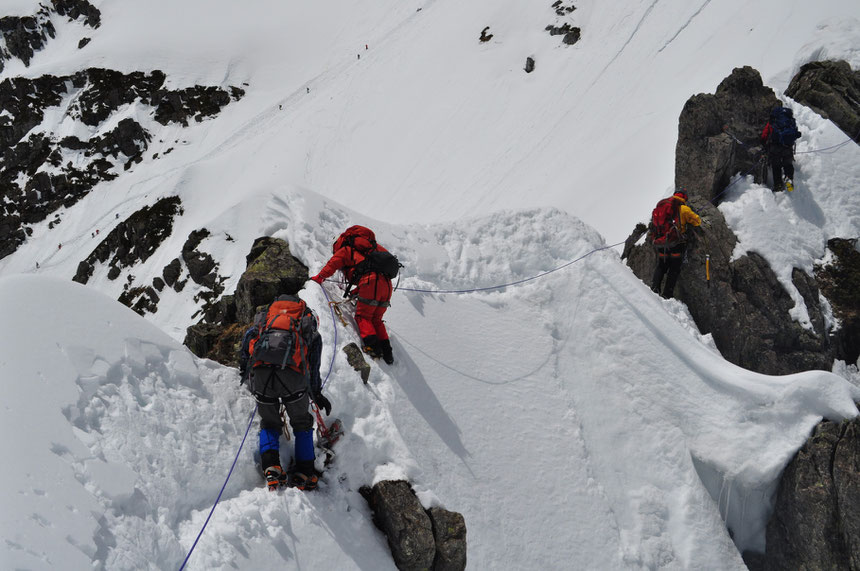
[310,225,399,365]
[650,189,702,299]
[760,106,801,191]
[238,293,332,491]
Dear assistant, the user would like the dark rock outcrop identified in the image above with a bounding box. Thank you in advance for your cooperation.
[786,60,860,144]
[764,417,860,570]
[625,67,834,375]
[545,23,581,45]
[0,68,243,261]
[427,507,467,571]
[183,237,308,364]
[51,0,101,29]
[552,1,576,16]
[73,196,183,286]
[816,238,860,365]
[0,1,99,73]
[361,480,466,571]
[524,57,535,74]
[234,237,309,324]
[0,6,55,70]
[675,66,778,202]
[343,342,371,383]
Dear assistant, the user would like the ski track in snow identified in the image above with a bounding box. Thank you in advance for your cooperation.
[657,0,713,53]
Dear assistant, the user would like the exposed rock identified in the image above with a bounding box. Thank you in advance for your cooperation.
[786,60,860,145]
[427,507,467,571]
[183,237,308,365]
[624,67,835,374]
[362,480,437,571]
[118,285,159,316]
[77,37,90,49]
[182,228,219,287]
[0,7,55,68]
[479,26,493,43]
[74,196,182,284]
[0,68,243,261]
[816,238,860,364]
[675,66,779,202]
[764,417,860,570]
[0,1,98,72]
[524,57,535,74]
[545,23,580,45]
[51,0,101,28]
[163,258,182,288]
[343,342,371,383]
[184,323,224,360]
[551,1,576,16]
[234,237,309,323]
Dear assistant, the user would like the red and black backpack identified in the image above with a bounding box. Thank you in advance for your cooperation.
[334,225,401,284]
[249,296,314,373]
[651,197,681,247]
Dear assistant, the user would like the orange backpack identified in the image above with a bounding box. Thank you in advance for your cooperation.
[249,297,311,373]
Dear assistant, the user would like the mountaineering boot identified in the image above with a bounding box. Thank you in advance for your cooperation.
[264,465,287,491]
[379,338,394,365]
[784,177,794,192]
[361,335,381,359]
[289,460,319,491]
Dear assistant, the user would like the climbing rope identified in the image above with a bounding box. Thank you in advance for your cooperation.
[178,403,258,571]
[398,240,626,295]
[317,281,340,392]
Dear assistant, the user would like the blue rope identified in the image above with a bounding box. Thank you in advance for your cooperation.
[178,403,258,571]
[398,240,626,294]
[316,281,339,391]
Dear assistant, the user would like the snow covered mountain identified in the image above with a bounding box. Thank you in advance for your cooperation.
[2,1,859,569]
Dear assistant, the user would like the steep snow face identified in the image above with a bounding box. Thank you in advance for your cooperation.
[3,211,858,568]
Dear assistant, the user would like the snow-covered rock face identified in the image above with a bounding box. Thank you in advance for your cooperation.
[787,59,860,145]
[625,65,860,376]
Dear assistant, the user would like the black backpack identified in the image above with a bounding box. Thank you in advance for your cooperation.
[354,250,401,280]
[770,107,801,146]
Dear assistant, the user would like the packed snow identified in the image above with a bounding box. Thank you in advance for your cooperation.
[2,0,860,569]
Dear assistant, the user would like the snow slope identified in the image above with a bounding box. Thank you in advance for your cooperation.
[2,0,860,569]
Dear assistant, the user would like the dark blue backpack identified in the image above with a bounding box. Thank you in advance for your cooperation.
[770,107,801,146]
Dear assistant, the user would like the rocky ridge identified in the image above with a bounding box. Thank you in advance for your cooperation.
[0,67,244,260]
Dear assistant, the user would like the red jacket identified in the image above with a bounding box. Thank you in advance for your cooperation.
[760,123,773,145]
[317,244,392,303]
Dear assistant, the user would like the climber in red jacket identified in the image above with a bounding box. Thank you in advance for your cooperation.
[310,225,395,364]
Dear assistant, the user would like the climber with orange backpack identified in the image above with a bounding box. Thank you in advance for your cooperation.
[310,225,400,365]
[238,293,331,491]
[649,189,701,299]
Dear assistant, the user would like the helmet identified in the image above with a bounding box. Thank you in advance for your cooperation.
[673,189,688,201]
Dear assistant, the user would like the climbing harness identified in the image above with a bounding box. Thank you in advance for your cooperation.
[279,404,291,441]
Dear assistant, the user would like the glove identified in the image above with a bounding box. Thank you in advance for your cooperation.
[309,274,324,284]
[313,392,332,416]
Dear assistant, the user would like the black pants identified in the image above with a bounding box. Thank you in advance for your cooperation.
[251,367,313,433]
[652,245,685,299]
[768,145,794,190]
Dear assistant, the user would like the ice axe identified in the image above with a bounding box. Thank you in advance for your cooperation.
[311,401,344,450]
